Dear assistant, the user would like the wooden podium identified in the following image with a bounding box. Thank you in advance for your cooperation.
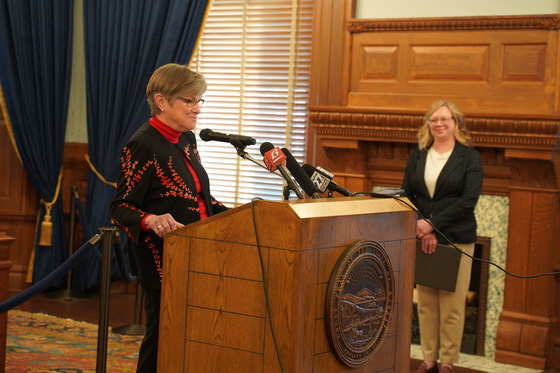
[158,197,416,373]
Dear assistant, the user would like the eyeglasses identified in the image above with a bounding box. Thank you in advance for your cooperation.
[428,116,454,125]
[176,97,204,108]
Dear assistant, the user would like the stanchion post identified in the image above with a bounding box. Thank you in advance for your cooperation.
[96,227,117,373]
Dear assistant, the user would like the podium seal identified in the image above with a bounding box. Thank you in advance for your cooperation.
[325,240,395,367]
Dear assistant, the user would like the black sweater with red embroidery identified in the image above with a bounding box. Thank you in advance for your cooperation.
[110,121,228,289]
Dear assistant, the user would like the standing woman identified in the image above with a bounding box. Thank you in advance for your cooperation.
[111,63,228,372]
[402,100,483,373]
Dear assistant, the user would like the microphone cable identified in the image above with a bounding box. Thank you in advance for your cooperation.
[360,192,560,279]
[250,197,286,373]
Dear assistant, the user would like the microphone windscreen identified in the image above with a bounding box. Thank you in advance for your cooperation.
[301,163,314,176]
[281,148,319,197]
[259,142,275,156]
[302,164,330,193]
[199,128,212,142]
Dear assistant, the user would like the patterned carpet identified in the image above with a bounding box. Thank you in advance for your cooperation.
[5,310,142,372]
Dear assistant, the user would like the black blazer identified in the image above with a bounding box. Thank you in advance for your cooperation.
[401,142,483,244]
[111,122,228,288]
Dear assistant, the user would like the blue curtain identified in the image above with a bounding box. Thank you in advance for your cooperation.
[77,0,210,289]
[0,1,74,285]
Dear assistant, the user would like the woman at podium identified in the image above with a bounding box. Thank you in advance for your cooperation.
[402,100,483,373]
[111,63,229,373]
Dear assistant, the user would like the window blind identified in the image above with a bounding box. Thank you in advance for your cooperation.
[191,0,313,207]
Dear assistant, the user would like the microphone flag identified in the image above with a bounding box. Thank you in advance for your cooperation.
[262,147,287,172]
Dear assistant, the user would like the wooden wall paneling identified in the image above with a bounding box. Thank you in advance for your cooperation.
[366,142,415,189]
[495,188,560,369]
[477,148,513,196]
[0,119,39,291]
[307,0,354,167]
[3,219,36,291]
[309,0,352,108]
[349,29,558,114]
[345,15,560,116]
[308,3,560,369]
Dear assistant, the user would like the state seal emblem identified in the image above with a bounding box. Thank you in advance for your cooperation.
[325,240,395,367]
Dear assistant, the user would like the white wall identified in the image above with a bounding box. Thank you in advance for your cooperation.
[65,0,87,143]
[355,0,560,19]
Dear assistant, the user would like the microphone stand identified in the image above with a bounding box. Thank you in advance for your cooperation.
[283,186,292,200]
[233,145,271,172]
[233,145,304,200]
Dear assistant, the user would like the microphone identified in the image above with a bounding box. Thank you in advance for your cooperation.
[280,148,321,199]
[302,164,354,197]
[260,142,304,199]
[361,189,405,198]
[199,128,256,147]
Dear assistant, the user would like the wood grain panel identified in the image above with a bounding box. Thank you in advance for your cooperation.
[525,192,558,317]
[314,318,329,354]
[349,29,556,115]
[520,323,549,356]
[189,239,266,282]
[295,201,416,249]
[410,45,489,81]
[159,234,190,373]
[503,44,546,82]
[496,315,522,351]
[266,247,318,371]
[503,190,532,312]
[494,349,549,370]
[185,341,263,373]
[313,334,396,372]
[496,189,558,366]
[187,272,265,318]
[362,45,399,80]
[186,306,265,353]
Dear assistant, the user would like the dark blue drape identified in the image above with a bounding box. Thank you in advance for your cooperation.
[0,0,74,285]
[77,0,210,289]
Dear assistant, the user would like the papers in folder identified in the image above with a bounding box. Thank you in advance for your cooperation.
[414,240,461,292]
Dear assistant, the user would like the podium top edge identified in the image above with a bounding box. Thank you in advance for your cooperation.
[255,196,414,219]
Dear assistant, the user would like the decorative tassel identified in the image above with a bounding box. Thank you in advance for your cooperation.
[36,170,62,248]
[39,211,53,246]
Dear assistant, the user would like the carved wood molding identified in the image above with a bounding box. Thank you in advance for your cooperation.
[348,14,560,33]
[308,109,560,151]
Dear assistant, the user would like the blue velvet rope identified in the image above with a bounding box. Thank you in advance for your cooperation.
[0,193,138,313]
[0,238,98,314]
